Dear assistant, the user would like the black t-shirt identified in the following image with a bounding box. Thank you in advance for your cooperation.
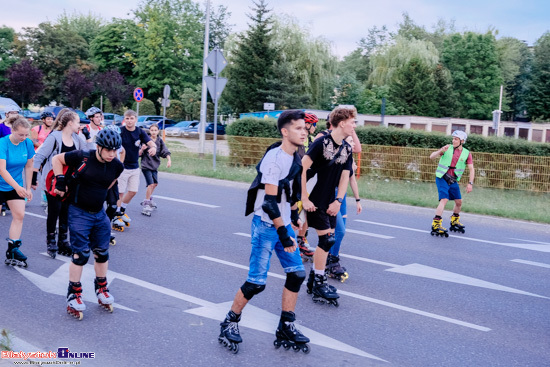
[306,134,353,210]
[121,127,151,169]
[61,142,76,153]
[65,150,124,212]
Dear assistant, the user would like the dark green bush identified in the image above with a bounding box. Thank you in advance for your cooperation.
[355,126,550,157]
[226,117,280,138]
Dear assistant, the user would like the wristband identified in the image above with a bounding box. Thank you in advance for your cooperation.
[276,226,294,248]
[32,171,38,186]
[355,198,360,202]
[291,208,299,227]
[55,175,66,192]
[468,182,473,185]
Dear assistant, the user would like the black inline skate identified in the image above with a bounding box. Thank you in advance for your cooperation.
[5,239,27,267]
[218,310,242,354]
[110,234,116,246]
[430,217,449,237]
[274,311,310,353]
[306,270,339,306]
[449,214,465,233]
[46,232,57,259]
[326,254,349,282]
[57,230,72,256]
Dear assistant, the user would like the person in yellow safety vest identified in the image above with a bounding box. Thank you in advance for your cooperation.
[429,130,475,236]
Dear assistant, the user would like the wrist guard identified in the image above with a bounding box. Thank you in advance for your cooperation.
[54,175,66,192]
[277,226,294,248]
[32,171,38,186]
[82,127,91,140]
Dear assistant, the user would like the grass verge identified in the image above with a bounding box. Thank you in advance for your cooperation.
[162,142,549,224]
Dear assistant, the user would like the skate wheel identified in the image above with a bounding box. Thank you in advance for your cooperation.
[283,343,291,350]
[444,233,449,238]
[231,343,239,354]
[110,240,116,246]
[293,344,300,352]
[430,232,435,236]
[332,299,339,307]
[302,344,310,354]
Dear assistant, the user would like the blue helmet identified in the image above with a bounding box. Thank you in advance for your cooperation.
[40,111,54,120]
[96,128,122,150]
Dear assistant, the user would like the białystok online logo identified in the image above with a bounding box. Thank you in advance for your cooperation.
[1,347,95,360]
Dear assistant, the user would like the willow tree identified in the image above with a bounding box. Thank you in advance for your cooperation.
[368,36,440,87]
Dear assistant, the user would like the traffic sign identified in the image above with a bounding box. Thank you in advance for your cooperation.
[205,48,227,74]
[134,88,144,102]
[205,76,227,101]
[163,84,171,99]
[264,103,275,111]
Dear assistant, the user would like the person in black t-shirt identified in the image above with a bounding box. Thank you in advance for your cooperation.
[112,110,156,231]
[51,129,124,320]
[301,105,357,304]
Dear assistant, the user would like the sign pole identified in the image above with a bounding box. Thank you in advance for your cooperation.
[137,102,139,117]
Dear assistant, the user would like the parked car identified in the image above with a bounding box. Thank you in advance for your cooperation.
[103,113,123,126]
[22,109,41,121]
[165,121,198,137]
[141,119,177,134]
[42,106,90,124]
[182,122,225,139]
[0,96,21,120]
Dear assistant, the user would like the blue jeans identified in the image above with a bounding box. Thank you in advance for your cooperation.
[68,205,111,253]
[330,189,347,257]
[247,215,305,285]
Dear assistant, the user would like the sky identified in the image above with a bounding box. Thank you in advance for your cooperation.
[1,0,549,58]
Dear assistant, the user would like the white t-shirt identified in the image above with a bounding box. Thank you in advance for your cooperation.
[253,146,294,226]
[79,125,101,143]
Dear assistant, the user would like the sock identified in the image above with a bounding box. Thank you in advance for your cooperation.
[434,215,442,220]
[121,202,128,210]
[314,268,324,276]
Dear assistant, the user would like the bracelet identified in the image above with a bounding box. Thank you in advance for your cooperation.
[355,198,360,202]
[468,182,473,185]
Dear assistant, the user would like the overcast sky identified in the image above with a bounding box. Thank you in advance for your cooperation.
[2,0,549,58]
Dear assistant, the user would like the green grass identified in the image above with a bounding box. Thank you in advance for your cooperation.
[1,329,12,351]
[162,142,549,224]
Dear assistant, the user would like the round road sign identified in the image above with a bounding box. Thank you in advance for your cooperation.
[134,88,144,102]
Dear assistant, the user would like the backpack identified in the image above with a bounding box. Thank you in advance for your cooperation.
[45,151,91,201]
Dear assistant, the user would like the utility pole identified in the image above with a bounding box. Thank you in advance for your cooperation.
[199,0,210,158]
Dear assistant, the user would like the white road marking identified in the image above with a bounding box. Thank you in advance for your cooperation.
[25,211,47,219]
[387,263,548,299]
[186,302,387,361]
[198,255,491,332]
[153,194,220,208]
[355,220,550,253]
[234,232,251,237]
[345,228,394,239]
[338,253,399,268]
[510,238,550,245]
[511,259,550,269]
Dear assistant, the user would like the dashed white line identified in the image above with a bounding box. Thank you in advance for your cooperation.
[511,259,550,269]
[153,195,220,208]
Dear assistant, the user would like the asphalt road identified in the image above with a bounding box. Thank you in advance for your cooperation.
[1,173,549,367]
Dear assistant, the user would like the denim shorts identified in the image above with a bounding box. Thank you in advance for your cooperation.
[68,205,111,253]
[142,169,158,186]
[436,177,462,201]
[247,215,305,285]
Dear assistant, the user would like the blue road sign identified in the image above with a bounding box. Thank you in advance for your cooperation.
[134,88,144,102]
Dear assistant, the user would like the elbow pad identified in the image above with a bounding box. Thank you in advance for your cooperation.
[262,194,281,220]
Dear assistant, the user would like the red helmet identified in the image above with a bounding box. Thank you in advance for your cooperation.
[304,112,318,126]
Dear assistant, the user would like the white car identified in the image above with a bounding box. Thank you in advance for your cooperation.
[165,121,198,137]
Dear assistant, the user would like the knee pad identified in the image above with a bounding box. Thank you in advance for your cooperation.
[317,233,336,252]
[240,281,266,300]
[72,249,90,266]
[93,248,109,263]
[284,270,306,293]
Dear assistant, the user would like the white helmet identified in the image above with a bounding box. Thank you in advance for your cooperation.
[452,130,467,142]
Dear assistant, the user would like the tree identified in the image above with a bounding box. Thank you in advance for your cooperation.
[56,10,104,45]
[131,0,204,105]
[95,70,133,110]
[207,4,234,49]
[180,84,213,120]
[389,57,438,116]
[63,68,93,108]
[526,32,550,121]
[0,27,18,85]
[132,97,156,115]
[359,85,401,115]
[4,59,44,107]
[224,0,276,113]
[90,19,141,77]
[441,32,502,119]
[497,37,532,120]
[369,36,440,87]
[334,71,364,108]
[432,64,456,117]
[20,22,90,103]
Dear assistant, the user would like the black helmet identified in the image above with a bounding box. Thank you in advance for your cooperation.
[96,128,122,150]
[40,111,54,120]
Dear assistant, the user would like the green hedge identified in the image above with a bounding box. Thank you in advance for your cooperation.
[355,126,550,157]
[227,118,550,157]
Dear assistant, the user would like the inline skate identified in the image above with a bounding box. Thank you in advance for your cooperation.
[110,234,116,246]
[46,232,57,259]
[149,196,158,209]
[95,277,114,313]
[273,311,310,353]
[114,209,131,228]
[4,239,27,267]
[141,200,153,217]
[306,270,339,307]
[326,254,349,282]
[112,216,125,232]
[297,236,314,262]
[218,310,242,354]
[1,202,9,216]
[449,214,465,233]
[57,231,72,256]
[430,217,449,237]
[67,282,85,320]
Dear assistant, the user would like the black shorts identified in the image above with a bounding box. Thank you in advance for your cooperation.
[0,189,25,202]
[307,209,337,231]
[142,169,158,186]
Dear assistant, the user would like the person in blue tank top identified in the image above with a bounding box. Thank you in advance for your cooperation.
[0,115,35,267]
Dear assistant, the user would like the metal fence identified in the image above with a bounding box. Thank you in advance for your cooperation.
[227,136,550,192]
